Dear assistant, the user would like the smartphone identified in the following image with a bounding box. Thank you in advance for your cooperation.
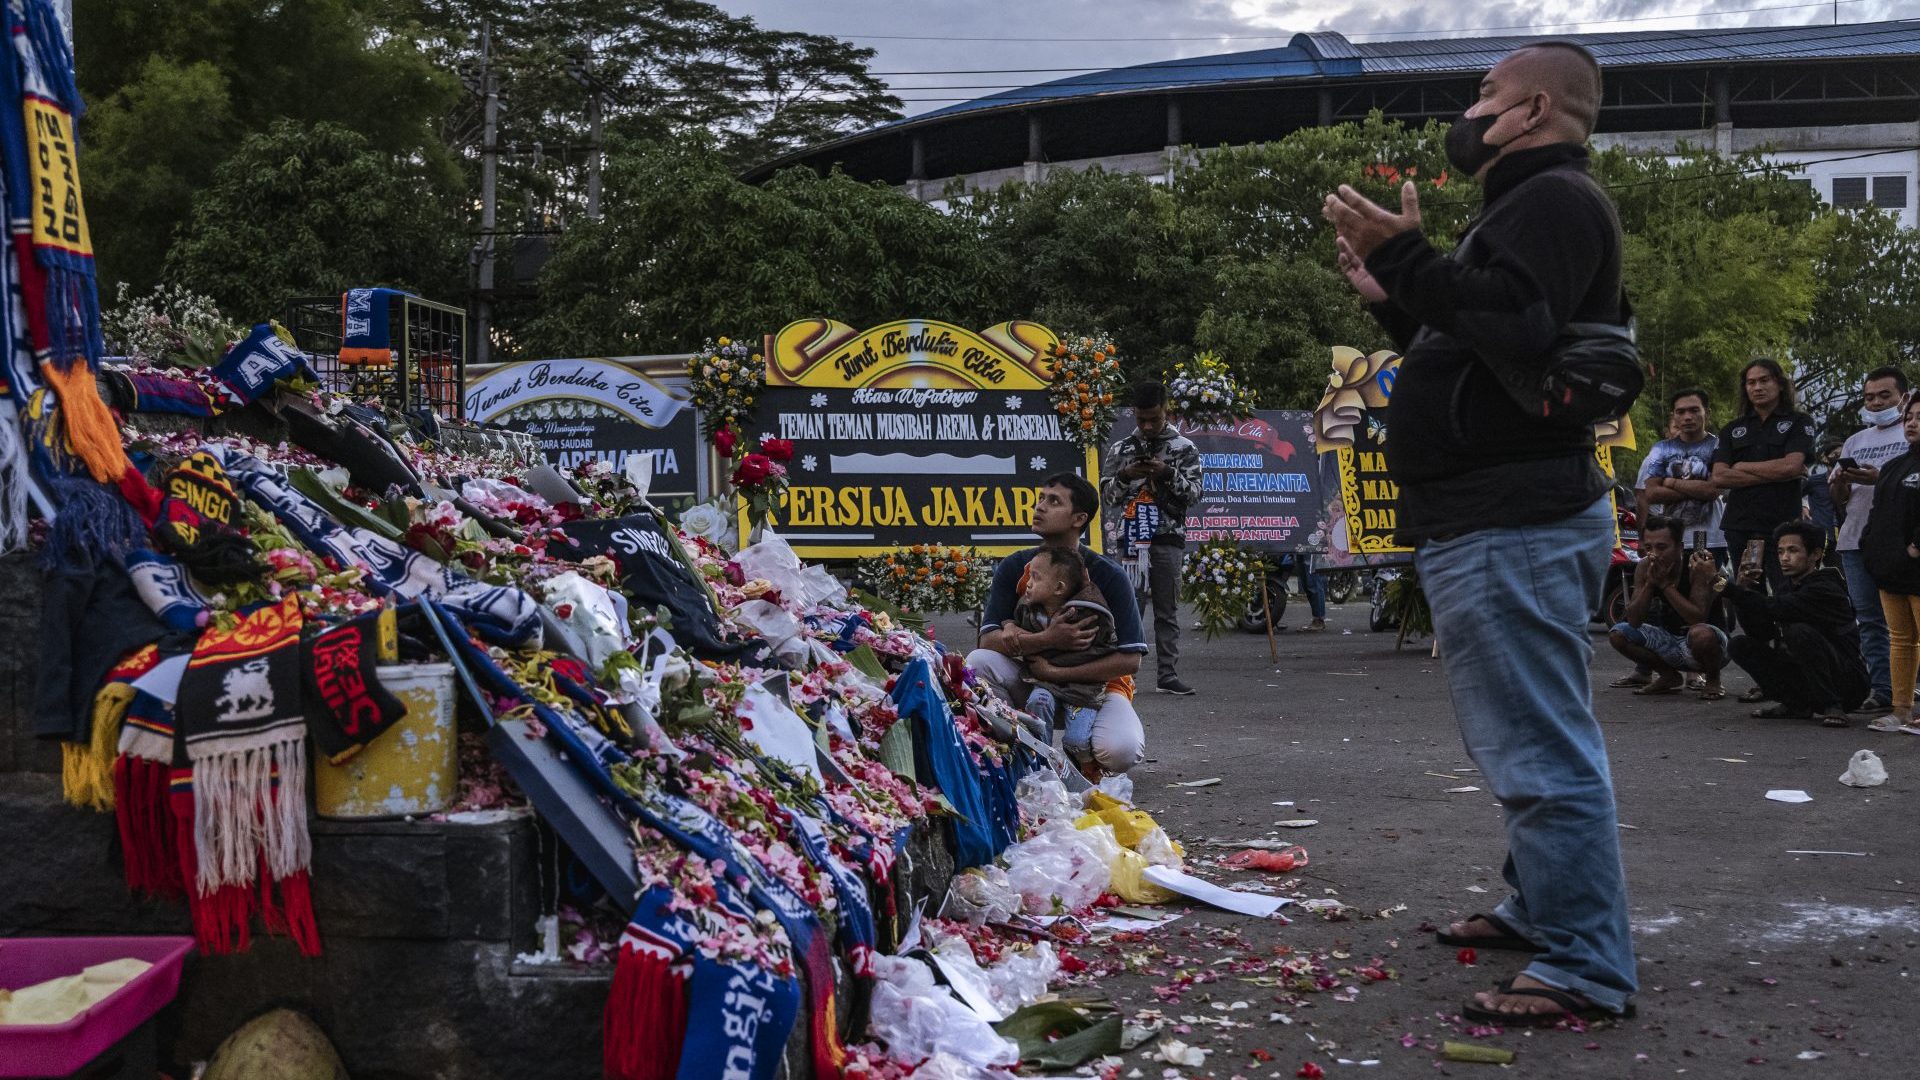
[1692,530,1708,555]
[1840,457,1859,471]
[1741,538,1767,575]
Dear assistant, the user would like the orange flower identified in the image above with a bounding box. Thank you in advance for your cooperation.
[931,575,943,585]
[1080,419,1094,429]
[1100,393,1113,404]
[955,563,970,577]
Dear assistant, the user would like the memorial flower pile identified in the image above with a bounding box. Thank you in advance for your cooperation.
[687,336,764,449]
[1045,333,1123,450]
[1167,349,1258,425]
[731,436,792,529]
[1180,536,1268,638]
[862,544,988,614]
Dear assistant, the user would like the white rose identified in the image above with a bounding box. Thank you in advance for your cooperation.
[679,501,729,542]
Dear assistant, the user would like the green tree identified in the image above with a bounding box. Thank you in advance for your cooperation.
[76,0,461,293]
[1792,209,1920,419]
[163,122,463,319]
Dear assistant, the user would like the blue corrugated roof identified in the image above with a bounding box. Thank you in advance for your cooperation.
[910,17,1920,122]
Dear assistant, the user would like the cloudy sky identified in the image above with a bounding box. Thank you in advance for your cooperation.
[725,0,1917,114]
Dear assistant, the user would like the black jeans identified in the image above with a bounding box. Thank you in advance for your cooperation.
[1727,623,1863,712]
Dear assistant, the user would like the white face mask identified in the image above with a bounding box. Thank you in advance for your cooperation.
[1863,405,1902,427]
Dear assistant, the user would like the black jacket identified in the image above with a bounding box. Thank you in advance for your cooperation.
[1367,144,1623,544]
[1862,447,1920,595]
[1726,566,1861,658]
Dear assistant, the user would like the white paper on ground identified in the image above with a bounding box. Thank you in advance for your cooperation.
[1140,865,1291,918]
[737,682,821,784]
[1765,789,1813,803]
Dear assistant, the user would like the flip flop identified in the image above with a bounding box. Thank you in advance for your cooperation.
[1461,979,1636,1028]
[1608,675,1651,689]
[1633,682,1682,696]
[1819,711,1850,728]
[1739,687,1767,704]
[1434,912,1543,953]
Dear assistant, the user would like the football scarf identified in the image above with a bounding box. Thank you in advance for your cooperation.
[303,612,405,764]
[171,596,319,956]
[207,444,541,646]
[59,644,157,811]
[155,451,267,585]
[339,288,407,366]
[604,883,800,1080]
[108,369,217,418]
[112,688,182,898]
[435,610,842,1080]
[209,322,315,408]
[126,548,213,632]
[0,0,130,488]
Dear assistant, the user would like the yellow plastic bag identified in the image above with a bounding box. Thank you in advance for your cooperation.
[1106,848,1178,904]
[1078,794,1159,850]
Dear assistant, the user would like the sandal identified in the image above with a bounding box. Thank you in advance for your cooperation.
[1819,710,1850,728]
[1695,686,1727,702]
[1608,674,1651,689]
[1434,912,1543,953]
[1461,979,1635,1028]
[1633,681,1682,696]
[1752,704,1812,720]
[1739,687,1767,704]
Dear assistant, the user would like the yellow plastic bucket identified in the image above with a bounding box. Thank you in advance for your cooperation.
[314,663,457,820]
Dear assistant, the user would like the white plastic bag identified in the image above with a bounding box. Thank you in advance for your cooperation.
[943,866,1020,926]
[978,941,1059,1014]
[1840,749,1888,787]
[1016,770,1076,828]
[733,598,808,666]
[539,571,631,669]
[1135,826,1184,868]
[1091,773,1135,806]
[1003,820,1115,914]
[867,955,1020,1070]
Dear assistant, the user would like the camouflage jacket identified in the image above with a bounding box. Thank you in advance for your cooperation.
[1100,430,1203,544]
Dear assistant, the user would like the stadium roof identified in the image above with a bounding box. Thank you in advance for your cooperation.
[912,18,1920,121]
[745,18,1920,183]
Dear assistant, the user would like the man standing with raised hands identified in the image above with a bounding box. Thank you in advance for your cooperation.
[1322,42,1637,1026]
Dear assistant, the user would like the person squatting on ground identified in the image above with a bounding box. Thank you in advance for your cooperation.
[1324,41,1636,1024]
[1830,366,1912,714]
[969,473,1148,776]
[1100,381,1204,695]
[1858,391,1920,735]
[1713,359,1816,598]
[1606,516,1729,700]
[1010,547,1119,781]
[1723,522,1868,727]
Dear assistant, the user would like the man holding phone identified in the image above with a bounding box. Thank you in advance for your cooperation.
[1830,366,1910,714]
[1635,388,1723,569]
[1606,516,1729,699]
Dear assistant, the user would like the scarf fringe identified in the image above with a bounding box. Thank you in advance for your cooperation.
[603,948,689,1080]
[0,402,28,552]
[38,360,126,484]
[113,755,182,897]
[277,869,323,957]
[62,682,134,811]
[39,470,146,570]
[190,737,309,890]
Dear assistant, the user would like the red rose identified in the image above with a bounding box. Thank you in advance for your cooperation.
[713,426,739,457]
[732,453,773,486]
[761,438,794,462]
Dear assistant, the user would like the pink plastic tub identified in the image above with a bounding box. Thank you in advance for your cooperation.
[0,936,192,1078]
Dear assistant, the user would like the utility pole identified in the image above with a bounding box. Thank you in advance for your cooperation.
[586,87,604,220]
[475,22,499,368]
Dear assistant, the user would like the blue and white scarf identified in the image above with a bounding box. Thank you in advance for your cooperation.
[210,323,316,408]
[207,445,540,646]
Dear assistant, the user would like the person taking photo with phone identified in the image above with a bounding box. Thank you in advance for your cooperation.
[1831,366,1911,714]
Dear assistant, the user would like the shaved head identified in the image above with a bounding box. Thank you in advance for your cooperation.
[1502,42,1604,137]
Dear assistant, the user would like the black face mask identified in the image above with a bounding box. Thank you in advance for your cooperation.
[1444,101,1525,176]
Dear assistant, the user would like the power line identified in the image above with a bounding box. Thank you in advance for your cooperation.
[828,0,1887,43]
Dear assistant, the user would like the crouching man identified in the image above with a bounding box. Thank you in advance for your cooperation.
[1725,521,1868,726]
[1607,515,1729,701]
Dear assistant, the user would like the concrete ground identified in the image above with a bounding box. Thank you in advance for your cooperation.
[933,598,1918,1078]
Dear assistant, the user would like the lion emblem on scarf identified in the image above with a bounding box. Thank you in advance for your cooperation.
[214,658,276,723]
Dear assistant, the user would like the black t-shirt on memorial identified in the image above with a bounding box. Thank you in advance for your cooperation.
[1712,409,1816,532]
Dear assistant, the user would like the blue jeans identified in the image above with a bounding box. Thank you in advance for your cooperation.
[1841,550,1891,702]
[1293,556,1327,620]
[1417,496,1636,1013]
